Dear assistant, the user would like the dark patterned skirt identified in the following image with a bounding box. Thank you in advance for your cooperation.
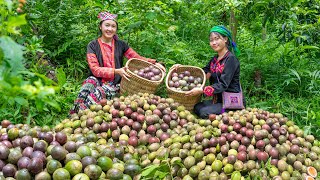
[70,76,120,114]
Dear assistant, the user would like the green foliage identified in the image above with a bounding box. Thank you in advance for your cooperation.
[0,0,64,125]
[141,153,183,180]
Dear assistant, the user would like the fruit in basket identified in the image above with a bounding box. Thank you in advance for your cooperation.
[168,70,203,91]
[133,65,162,81]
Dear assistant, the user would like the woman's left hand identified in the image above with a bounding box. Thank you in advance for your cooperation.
[155,62,166,73]
[186,87,203,96]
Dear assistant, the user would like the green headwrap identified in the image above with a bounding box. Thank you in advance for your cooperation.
[210,25,240,57]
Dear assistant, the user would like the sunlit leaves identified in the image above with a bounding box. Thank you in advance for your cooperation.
[7,14,27,34]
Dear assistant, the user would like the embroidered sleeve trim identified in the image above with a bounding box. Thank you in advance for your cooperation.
[203,86,215,96]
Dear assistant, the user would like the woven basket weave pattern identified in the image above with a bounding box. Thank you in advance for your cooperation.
[166,66,205,111]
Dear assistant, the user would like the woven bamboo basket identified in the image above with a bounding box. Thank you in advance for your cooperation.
[120,58,165,95]
[166,65,206,111]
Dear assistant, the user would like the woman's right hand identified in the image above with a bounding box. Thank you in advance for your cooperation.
[185,87,203,96]
[115,67,131,80]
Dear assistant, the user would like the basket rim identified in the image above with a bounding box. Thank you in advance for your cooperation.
[125,58,165,83]
[165,65,206,94]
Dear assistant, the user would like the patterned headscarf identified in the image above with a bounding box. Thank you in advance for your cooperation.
[210,25,240,57]
[98,12,118,22]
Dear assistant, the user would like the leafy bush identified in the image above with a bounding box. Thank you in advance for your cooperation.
[0,0,64,125]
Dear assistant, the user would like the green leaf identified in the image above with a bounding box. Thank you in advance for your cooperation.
[35,99,44,111]
[8,14,27,27]
[304,126,312,136]
[92,2,104,8]
[123,21,144,34]
[46,100,61,111]
[301,45,320,50]
[164,59,176,66]
[0,36,25,74]
[32,72,55,85]
[13,106,20,117]
[289,69,301,84]
[154,170,168,179]
[26,112,32,125]
[50,39,74,57]
[56,67,66,88]
[0,80,12,90]
[14,97,28,106]
[172,159,184,168]
[159,165,170,172]
[146,12,157,20]
[141,164,159,177]
[7,14,27,34]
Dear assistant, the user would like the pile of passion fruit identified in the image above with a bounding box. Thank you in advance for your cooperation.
[0,93,319,180]
[167,71,203,92]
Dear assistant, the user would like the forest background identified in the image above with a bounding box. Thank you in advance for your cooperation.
[1,0,319,136]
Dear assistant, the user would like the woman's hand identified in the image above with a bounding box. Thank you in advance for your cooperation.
[186,87,203,96]
[115,67,131,81]
[206,72,211,80]
[155,62,166,73]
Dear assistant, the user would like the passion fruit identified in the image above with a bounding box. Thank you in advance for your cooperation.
[189,165,201,178]
[124,164,141,178]
[223,163,234,174]
[184,156,196,169]
[307,166,317,178]
[84,164,102,180]
[211,160,223,173]
[107,168,123,180]
[257,151,269,162]
[76,145,92,158]
[51,145,68,161]
[17,156,31,169]
[81,156,97,170]
[2,164,17,178]
[52,168,71,180]
[55,132,67,145]
[15,169,32,180]
[46,159,62,174]
[33,140,48,153]
[0,145,10,160]
[34,171,51,180]
[97,156,113,171]
[277,160,288,172]
[8,127,19,140]
[27,157,43,175]
[8,148,22,164]
[1,119,11,128]
[20,136,34,149]
[65,160,82,176]
[72,173,90,180]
